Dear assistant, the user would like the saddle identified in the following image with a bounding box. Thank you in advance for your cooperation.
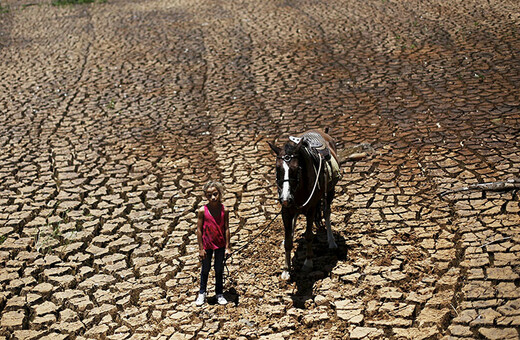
[290,132,341,186]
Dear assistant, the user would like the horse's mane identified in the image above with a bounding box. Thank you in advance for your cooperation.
[283,141,300,156]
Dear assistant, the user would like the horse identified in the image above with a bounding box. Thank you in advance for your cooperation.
[268,129,341,280]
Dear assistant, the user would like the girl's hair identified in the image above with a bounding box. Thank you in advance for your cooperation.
[203,181,224,196]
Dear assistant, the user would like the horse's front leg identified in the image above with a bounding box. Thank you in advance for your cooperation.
[303,210,315,270]
[281,212,295,281]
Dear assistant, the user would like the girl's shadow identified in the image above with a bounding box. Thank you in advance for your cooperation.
[290,230,348,308]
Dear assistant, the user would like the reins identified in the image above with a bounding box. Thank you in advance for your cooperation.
[298,153,323,209]
[223,210,281,286]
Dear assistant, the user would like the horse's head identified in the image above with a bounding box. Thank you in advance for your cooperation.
[268,139,303,208]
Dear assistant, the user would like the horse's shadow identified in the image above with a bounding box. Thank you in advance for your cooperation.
[289,229,348,309]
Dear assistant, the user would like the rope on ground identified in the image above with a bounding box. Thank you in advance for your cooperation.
[439,178,520,198]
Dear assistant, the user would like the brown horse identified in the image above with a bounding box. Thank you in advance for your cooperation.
[268,129,341,280]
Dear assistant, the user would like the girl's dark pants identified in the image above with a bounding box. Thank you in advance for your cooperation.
[200,247,225,295]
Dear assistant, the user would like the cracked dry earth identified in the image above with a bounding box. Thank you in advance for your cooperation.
[0,0,519,339]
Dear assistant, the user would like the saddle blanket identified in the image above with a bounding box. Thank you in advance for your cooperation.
[300,132,341,184]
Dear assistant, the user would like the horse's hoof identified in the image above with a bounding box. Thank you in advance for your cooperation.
[281,271,291,281]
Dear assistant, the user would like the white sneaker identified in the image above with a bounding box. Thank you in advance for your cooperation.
[195,292,206,306]
[216,294,227,305]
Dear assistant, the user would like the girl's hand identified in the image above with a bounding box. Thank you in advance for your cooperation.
[225,247,231,258]
[199,249,206,260]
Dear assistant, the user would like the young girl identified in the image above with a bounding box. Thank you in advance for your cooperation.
[195,181,231,306]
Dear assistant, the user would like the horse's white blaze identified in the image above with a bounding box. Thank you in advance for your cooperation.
[280,162,291,202]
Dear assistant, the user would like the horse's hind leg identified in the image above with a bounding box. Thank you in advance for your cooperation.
[314,201,324,230]
[325,199,338,249]
[303,211,315,270]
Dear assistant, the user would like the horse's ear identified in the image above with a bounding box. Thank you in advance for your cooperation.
[267,141,281,156]
[294,139,303,153]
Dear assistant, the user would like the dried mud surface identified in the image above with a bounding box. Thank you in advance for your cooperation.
[0,0,519,339]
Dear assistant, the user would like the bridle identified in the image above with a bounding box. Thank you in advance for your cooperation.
[276,149,323,209]
[276,154,301,190]
[279,154,295,163]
